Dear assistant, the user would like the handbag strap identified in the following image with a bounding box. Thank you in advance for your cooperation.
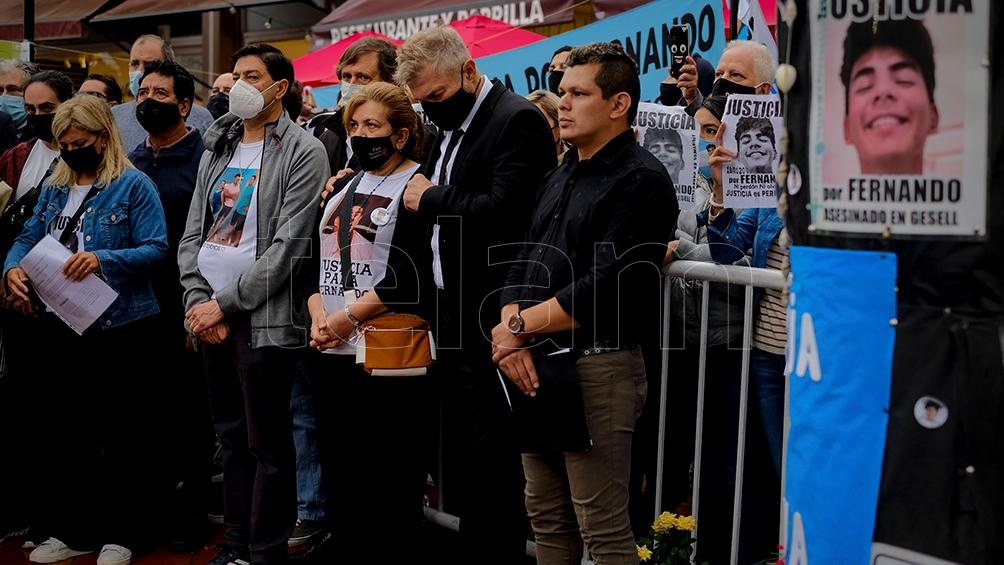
[338,171,366,293]
[58,185,101,247]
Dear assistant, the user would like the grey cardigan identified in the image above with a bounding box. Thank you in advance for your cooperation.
[178,112,330,348]
[670,175,750,347]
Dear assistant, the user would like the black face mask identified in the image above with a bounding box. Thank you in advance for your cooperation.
[26,113,55,142]
[350,135,397,171]
[60,143,103,174]
[136,98,182,135]
[207,93,229,120]
[709,77,759,98]
[659,83,684,106]
[421,69,477,131]
[547,70,564,95]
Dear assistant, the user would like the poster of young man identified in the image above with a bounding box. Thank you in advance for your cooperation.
[720,93,783,208]
[808,1,989,237]
[634,101,699,207]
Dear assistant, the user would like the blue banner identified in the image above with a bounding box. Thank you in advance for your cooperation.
[784,246,896,565]
[477,0,726,101]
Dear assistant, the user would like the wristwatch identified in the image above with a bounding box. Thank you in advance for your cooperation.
[507,311,525,335]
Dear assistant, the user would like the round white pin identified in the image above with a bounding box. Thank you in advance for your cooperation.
[370,207,391,226]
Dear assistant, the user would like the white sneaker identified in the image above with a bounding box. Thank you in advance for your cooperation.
[28,537,93,563]
[97,544,133,565]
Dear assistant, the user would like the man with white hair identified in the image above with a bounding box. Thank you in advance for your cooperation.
[395,25,556,564]
[112,35,215,151]
[678,40,776,112]
[0,60,41,145]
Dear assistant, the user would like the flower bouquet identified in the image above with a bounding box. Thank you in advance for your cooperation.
[635,512,705,564]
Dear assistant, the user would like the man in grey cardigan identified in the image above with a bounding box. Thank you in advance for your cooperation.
[177,43,328,565]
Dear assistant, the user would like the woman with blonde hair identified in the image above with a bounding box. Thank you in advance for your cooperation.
[3,94,168,565]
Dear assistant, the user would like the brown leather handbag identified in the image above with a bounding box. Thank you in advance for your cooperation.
[354,313,436,376]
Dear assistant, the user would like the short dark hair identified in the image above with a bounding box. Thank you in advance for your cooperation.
[643,127,682,152]
[700,94,727,122]
[84,74,123,104]
[24,70,74,102]
[285,79,304,121]
[337,37,398,82]
[552,45,573,59]
[734,116,776,149]
[140,60,195,104]
[232,43,295,116]
[566,42,641,123]
[841,18,935,114]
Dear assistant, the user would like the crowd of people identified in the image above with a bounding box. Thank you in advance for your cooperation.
[0,17,881,564]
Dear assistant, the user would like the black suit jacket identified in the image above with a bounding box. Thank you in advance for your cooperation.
[417,80,557,352]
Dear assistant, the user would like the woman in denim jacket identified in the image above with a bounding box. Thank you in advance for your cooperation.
[3,95,168,565]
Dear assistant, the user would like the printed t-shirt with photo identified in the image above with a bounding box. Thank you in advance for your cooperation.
[16,141,60,201]
[198,140,263,293]
[49,184,93,253]
[318,163,419,355]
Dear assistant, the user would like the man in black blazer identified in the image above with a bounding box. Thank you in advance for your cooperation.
[396,26,557,563]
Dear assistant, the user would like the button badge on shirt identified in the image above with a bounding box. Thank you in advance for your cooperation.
[370,207,391,226]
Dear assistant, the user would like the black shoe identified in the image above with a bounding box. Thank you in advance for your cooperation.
[208,544,249,565]
[287,519,328,549]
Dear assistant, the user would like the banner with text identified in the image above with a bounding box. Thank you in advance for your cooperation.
[721,94,782,208]
[784,246,896,565]
[808,0,989,237]
[634,102,699,208]
[477,0,726,102]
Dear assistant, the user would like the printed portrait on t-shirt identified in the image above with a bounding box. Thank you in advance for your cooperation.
[206,167,260,247]
[321,192,393,262]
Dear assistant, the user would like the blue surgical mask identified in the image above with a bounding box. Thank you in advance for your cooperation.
[698,138,715,180]
[129,70,143,98]
[0,94,26,126]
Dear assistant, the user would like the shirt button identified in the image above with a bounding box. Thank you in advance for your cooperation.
[85,235,92,242]
[110,214,116,221]
[86,207,93,213]
[105,320,112,326]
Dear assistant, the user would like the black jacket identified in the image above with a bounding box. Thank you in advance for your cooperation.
[417,80,557,350]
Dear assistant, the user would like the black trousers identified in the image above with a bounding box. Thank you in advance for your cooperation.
[305,352,431,560]
[29,313,167,551]
[202,317,298,564]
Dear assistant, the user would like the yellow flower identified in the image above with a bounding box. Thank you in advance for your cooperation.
[652,511,678,533]
[637,545,653,561]
[676,515,697,532]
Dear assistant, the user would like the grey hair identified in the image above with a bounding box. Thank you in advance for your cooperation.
[394,26,471,86]
[724,40,775,85]
[0,59,40,82]
[133,34,175,62]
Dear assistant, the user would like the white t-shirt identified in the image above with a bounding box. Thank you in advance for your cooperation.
[15,141,59,201]
[49,184,92,253]
[197,141,263,294]
[318,163,419,355]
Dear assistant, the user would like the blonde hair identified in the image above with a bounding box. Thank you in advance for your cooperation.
[343,82,424,161]
[50,95,131,188]
[526,90,559,125]
[394,26,471,86]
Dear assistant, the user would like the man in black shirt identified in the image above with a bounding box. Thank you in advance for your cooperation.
[493,42,678,564]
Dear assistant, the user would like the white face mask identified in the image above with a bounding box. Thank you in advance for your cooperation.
[229,78,280,120]
[340,81,364,103]
[129,70,143,98]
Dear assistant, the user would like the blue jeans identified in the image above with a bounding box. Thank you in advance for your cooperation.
[291,363,327,521]
[751,348,786,476]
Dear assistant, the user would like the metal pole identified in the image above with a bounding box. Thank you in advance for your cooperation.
[690,280,711,562]
[654,276,673,518]
[24,0,35,61]
[729,285,755,565]
[730,0,740,40]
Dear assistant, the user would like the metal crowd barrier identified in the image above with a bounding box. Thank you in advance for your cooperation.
[422,260,789,565]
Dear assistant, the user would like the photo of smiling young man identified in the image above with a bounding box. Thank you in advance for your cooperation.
[735,116,778,174]
[840,18,939,175]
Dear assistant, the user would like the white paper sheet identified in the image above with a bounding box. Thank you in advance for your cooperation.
[20,235,119,335]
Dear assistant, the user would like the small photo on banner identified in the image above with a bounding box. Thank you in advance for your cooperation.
[634,102,699,208]
[721,94,782,208]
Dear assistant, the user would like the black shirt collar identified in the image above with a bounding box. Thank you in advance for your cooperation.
[565,128,637,169]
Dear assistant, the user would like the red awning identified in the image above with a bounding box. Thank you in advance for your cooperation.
[293,32,403,87]
[449,15,546,59]
[312,0,579,43]
[0,0,108,41]
[90,0,292,22]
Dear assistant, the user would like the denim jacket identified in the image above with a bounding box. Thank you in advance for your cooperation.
[696,207,784,269]
[3,167,169,329]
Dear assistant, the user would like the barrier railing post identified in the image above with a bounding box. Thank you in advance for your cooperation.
[729,285,755,565]
[654,275,673,518]
[690,279,711,562]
